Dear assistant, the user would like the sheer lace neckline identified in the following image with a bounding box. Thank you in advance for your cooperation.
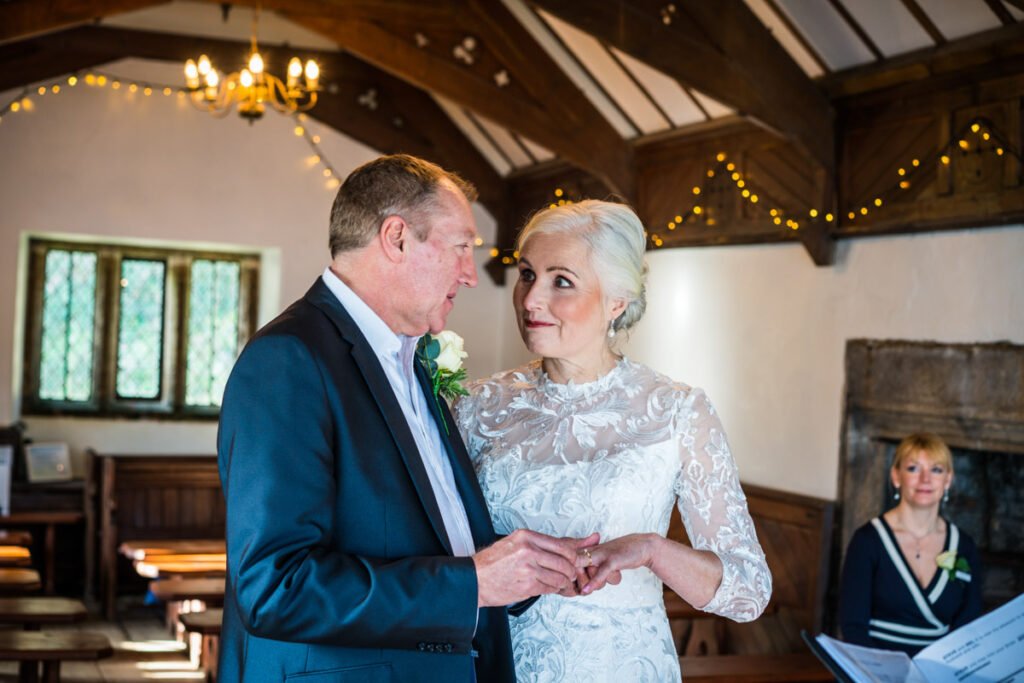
[532,356,630,401]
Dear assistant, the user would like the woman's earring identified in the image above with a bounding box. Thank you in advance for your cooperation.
[607,324,616,339]
[943,488,949,504]
[893,487,900,501]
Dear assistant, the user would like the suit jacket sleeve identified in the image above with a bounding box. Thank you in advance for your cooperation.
[218,333,479,650]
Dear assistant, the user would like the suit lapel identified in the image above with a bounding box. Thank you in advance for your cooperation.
[306,280,454,556]
[413,358,496,549]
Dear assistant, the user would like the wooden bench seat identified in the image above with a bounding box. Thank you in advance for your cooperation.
[0,530,33,547]
[181,608,223,682]
[679,654,832,682]
[0,630,113,683]
[0,567,42,594]
[0,544,32,567]
[134,554,227,580]
[0,597,87,628]
[120,539,226,561]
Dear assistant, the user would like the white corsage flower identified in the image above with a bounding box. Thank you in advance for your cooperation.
[416,331,470,434]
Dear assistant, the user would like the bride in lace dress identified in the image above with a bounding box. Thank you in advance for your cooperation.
[455,200,772,682]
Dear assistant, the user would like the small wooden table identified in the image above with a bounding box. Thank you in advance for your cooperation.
[119,539,226,560]
[0,630,112,683]
[679,654,833,682]
[0,511,83,594]
[0,597,88,628]
[180,608,223,682]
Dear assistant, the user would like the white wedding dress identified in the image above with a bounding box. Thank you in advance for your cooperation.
[455,358,772,683]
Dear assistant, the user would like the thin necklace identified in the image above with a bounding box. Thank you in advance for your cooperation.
[901,522,938,560]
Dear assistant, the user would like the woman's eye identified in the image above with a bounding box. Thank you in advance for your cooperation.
[519,268,535,282]
[555,275,573,288]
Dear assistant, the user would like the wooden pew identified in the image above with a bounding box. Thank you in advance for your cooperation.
[666,484,835,659]
[0,545,32,567]
[84,451,224,619]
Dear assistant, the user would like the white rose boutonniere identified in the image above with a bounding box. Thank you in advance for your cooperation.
[417,331,469,434]
[936,550,971,581]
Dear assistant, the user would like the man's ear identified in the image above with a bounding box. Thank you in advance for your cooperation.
[379,215,409,263]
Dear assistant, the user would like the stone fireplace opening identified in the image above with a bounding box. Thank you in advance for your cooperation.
[837,340,1024,620]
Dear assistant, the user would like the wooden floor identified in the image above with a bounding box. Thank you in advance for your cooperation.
[0,604,203,683]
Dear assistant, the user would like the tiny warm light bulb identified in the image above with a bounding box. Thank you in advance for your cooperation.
[706,169,715,178]
[693,206,703,215]
[323,168,332,177]
[312,135,320,144]
[129,83,138,93]
[692,186,700,195]
[10,102,20,112]
[958,139,969,150]
[197,55,212,76]
[112,81,121,90]
[489,248,499,258]
[900,180,910,189]
[773,217,782,225]
[848,211,856,220]
[741,189,750,197]
[912,158,920,167]
[770,209,778,217]
[940,155,950,165]
[726,162,736,171]
[809,209,818,218]
[554,188,563,197]
[143,87,152,96]
[668,222,676,230]
[51,85,60,94]
[825,213,834,222]
[68,75,78,86]
[750,195,758,203]
[731,172,740,181]
[982,132,990,141]
[97,75,107,86]
[37,86,46,95]
[736,179,745,188]
[305,60,319,87]
[996,148,1004,156]
[971,123,980,133]
[240,69,254,88]
[674,215,683,223]
[163,87,172,96]
[874,198,882,207]
[860,207,868,215]
[249,52,265,75]
[898,167,906,176]
[474,237,484,246]
[294,126,305,136]
[203,70,217,88]
[716,152,726,162]
[85,74,96,85]
[21,98,33,111]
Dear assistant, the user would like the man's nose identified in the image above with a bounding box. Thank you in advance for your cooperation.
[461,252,478,288]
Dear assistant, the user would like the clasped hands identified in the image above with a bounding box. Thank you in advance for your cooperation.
[475,529,656,608]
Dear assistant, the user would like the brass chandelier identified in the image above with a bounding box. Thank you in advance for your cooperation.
[183,7,319,122]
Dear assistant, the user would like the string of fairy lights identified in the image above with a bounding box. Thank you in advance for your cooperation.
[646,117,1020,248]
[0,69,343,188]
[4,73,1019,257]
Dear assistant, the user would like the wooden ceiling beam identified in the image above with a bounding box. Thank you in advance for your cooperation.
[530,0,835,174]
[282,0,635,199]
[0,0,168,42]
[0,25,512,282]
[530,0,834,263]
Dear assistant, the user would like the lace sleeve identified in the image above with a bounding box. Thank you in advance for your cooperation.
[673,389,772,622]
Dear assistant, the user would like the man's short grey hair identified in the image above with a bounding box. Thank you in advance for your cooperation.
[328,154,477,255]
[516,199,648,333]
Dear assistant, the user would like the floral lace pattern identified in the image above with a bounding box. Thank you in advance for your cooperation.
[455,358,771,682]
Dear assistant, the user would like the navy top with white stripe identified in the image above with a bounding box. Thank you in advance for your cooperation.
[838,516,983,655]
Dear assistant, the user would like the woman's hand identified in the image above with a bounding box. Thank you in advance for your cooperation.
[579,533,659,595]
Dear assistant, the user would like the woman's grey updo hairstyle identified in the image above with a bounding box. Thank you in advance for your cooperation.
[516,199,648,334]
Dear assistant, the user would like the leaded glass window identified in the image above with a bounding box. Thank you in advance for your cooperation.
[38,249,97,401]
[115,259,166,400]
[23,238,258,418]
[185,259,240,406]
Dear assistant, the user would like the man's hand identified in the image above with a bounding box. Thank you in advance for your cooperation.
[474,530,599,607]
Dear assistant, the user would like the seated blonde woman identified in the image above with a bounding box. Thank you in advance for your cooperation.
[839,433,982,655]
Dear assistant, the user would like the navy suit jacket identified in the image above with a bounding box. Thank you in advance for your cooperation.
[216,278,515,682]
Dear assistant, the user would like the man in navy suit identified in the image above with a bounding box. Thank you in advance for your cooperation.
[217,154,594,682]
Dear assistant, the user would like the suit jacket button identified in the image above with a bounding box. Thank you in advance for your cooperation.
[417,642,427,651]
[444,644,453,653]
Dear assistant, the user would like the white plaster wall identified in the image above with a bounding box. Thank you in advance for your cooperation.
[0,58,504,473]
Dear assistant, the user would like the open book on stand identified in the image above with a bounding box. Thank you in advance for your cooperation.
[803,592,1024,682]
